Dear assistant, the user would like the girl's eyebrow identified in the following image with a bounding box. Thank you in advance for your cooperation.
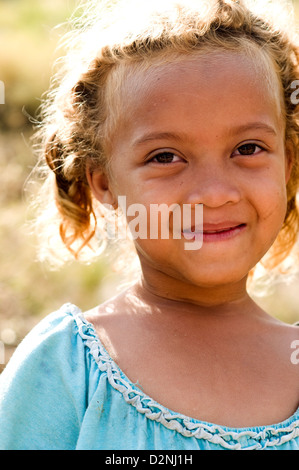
[133,132,186,147]
[133,122,278,148]
[228,122,278,137]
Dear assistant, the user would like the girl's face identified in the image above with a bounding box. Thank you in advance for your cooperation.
[90,51,292,296]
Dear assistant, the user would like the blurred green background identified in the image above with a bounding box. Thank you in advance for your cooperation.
[0,0,299,372]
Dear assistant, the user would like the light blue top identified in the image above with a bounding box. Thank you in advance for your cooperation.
[0,303,299,450]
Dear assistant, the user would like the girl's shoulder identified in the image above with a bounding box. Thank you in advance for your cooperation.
[1,303,86,371]
[0,303,96,401]
[0,304,96,449]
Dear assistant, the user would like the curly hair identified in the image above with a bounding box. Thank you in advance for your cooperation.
[33,0,299,271]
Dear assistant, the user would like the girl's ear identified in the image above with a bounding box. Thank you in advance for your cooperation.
[86,165,117,208]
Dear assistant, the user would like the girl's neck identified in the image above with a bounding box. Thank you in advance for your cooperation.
[134,269,261,320]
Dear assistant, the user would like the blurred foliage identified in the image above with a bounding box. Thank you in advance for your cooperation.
[0,0,299,371]
[0,0,79,131]
[0,0,119,371]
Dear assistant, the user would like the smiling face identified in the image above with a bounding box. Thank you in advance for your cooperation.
[89,50,292,299]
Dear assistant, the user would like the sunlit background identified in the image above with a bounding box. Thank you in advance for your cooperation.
[0,0,299,371]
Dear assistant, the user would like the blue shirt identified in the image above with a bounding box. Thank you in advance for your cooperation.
[0,303,298,450]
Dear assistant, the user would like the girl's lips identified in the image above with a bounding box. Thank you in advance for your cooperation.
[203,223,247,242]
[182,223,247,242]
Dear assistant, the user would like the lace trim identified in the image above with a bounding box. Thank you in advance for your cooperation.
[66,304,299,450]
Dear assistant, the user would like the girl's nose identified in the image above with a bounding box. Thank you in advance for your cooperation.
[184,161,242,208]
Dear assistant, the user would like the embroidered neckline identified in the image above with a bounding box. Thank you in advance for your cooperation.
[64,303,299,450]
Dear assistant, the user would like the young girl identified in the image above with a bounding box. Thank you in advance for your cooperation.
[0,0,299,450]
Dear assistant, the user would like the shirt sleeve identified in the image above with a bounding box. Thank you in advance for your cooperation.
[0,307,89,450]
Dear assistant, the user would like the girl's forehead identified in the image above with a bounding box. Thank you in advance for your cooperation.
[109,49,283,128]
[145,51,274,90]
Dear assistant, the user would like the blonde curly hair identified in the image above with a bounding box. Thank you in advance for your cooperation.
[32,0,299,272]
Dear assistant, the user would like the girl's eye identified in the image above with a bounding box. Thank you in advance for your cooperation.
[233,143,264,157]
[149,152,182,164]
